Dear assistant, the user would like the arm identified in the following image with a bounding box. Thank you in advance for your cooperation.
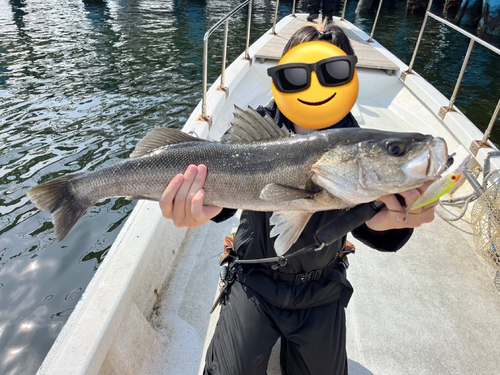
[159,164,224,228]
[351,224,413,252]
[211,208,238,223]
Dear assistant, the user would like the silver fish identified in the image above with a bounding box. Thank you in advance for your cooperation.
[27,106,449,255]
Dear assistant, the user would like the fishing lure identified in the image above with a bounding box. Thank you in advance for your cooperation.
[405,172,463,221]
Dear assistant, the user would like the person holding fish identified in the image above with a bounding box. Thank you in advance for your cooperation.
[26,20,448,375]
[159,23,443,375]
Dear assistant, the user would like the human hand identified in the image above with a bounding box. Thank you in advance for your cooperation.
[159,164,223,228]
[365,181,437,231]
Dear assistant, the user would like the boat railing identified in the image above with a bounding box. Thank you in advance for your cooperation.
[298,0,499,146]
[201,0,253,120]
[202,0,499,145]
[271,0,297,35]
[341,0,500,146]
[340,0,384,42]
[200,0,298,120]
[402,0,500,142]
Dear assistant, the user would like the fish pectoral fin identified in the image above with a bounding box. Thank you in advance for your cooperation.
[270,211,313,256]
[130,128,206,158]
[260,183,319,202]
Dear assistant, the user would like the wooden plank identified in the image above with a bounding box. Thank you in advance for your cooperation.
[255,15,399,73]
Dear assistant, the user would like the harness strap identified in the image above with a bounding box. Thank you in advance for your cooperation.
[240,246,355,285]
[235,255,355,309]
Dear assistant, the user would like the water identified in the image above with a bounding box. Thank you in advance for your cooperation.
[0,0,498,374]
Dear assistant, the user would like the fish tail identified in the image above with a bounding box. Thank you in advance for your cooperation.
[27,173,92,242]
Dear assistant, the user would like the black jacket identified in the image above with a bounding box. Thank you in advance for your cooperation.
[213,101,413,273]
[211,102,414,308]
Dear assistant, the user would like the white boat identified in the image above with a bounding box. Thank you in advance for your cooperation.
[37,1,500,374]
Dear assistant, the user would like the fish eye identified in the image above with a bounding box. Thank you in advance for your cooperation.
[386,141,406,157]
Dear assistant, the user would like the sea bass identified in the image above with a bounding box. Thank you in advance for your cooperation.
[28,107,449,255]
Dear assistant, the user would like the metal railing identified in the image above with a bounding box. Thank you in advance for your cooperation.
[341,0,383,43]
[271,0,298,35]
[201,0,301,120]
[201,0,499,145]
[402,0,500,146]
[201,0,253,120]
[331,0,497,145]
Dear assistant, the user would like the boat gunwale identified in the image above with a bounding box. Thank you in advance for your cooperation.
[35,14,296,375]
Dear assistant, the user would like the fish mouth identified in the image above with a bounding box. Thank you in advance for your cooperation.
[298,93,336,106]
[403,138,449,179]
[427,138,449,177]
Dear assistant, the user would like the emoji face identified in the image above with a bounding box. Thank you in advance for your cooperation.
[269,41,359,129]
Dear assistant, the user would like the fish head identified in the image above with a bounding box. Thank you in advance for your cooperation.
[311,131,449,204]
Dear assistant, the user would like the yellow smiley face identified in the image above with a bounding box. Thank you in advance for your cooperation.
[271,41,359,129]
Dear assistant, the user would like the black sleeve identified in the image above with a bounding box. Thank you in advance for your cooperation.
[211,208,237,223]
[351,223,413,252]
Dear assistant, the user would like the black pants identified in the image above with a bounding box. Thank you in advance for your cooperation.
[203,281,348,375]
[307,0,336,17]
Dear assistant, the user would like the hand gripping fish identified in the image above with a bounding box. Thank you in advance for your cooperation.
[28,106,450,256]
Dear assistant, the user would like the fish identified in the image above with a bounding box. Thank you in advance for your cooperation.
[27,106,450,256]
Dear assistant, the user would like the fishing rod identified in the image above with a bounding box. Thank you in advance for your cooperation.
[235,202,384,269]
[209,201,384,313]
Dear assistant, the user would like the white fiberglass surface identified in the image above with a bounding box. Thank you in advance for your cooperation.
[356,69,468,167]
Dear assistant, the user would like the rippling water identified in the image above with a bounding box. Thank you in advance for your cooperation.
[0,0,498,374]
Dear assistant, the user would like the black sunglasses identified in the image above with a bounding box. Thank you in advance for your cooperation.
[267,55,358,94]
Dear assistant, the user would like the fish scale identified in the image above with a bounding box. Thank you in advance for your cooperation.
[70,137,322,212]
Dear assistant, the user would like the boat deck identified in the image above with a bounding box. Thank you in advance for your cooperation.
[96,98,500,375]
[255,15,400,74]
[37,14,500,375]
[151,205,500,375]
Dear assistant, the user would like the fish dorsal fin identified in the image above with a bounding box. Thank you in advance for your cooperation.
[130,128,205,158]
[221,105,290,143]
[270,211,313,256]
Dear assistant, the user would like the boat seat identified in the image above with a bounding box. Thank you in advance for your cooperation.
[255,15,399,75]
